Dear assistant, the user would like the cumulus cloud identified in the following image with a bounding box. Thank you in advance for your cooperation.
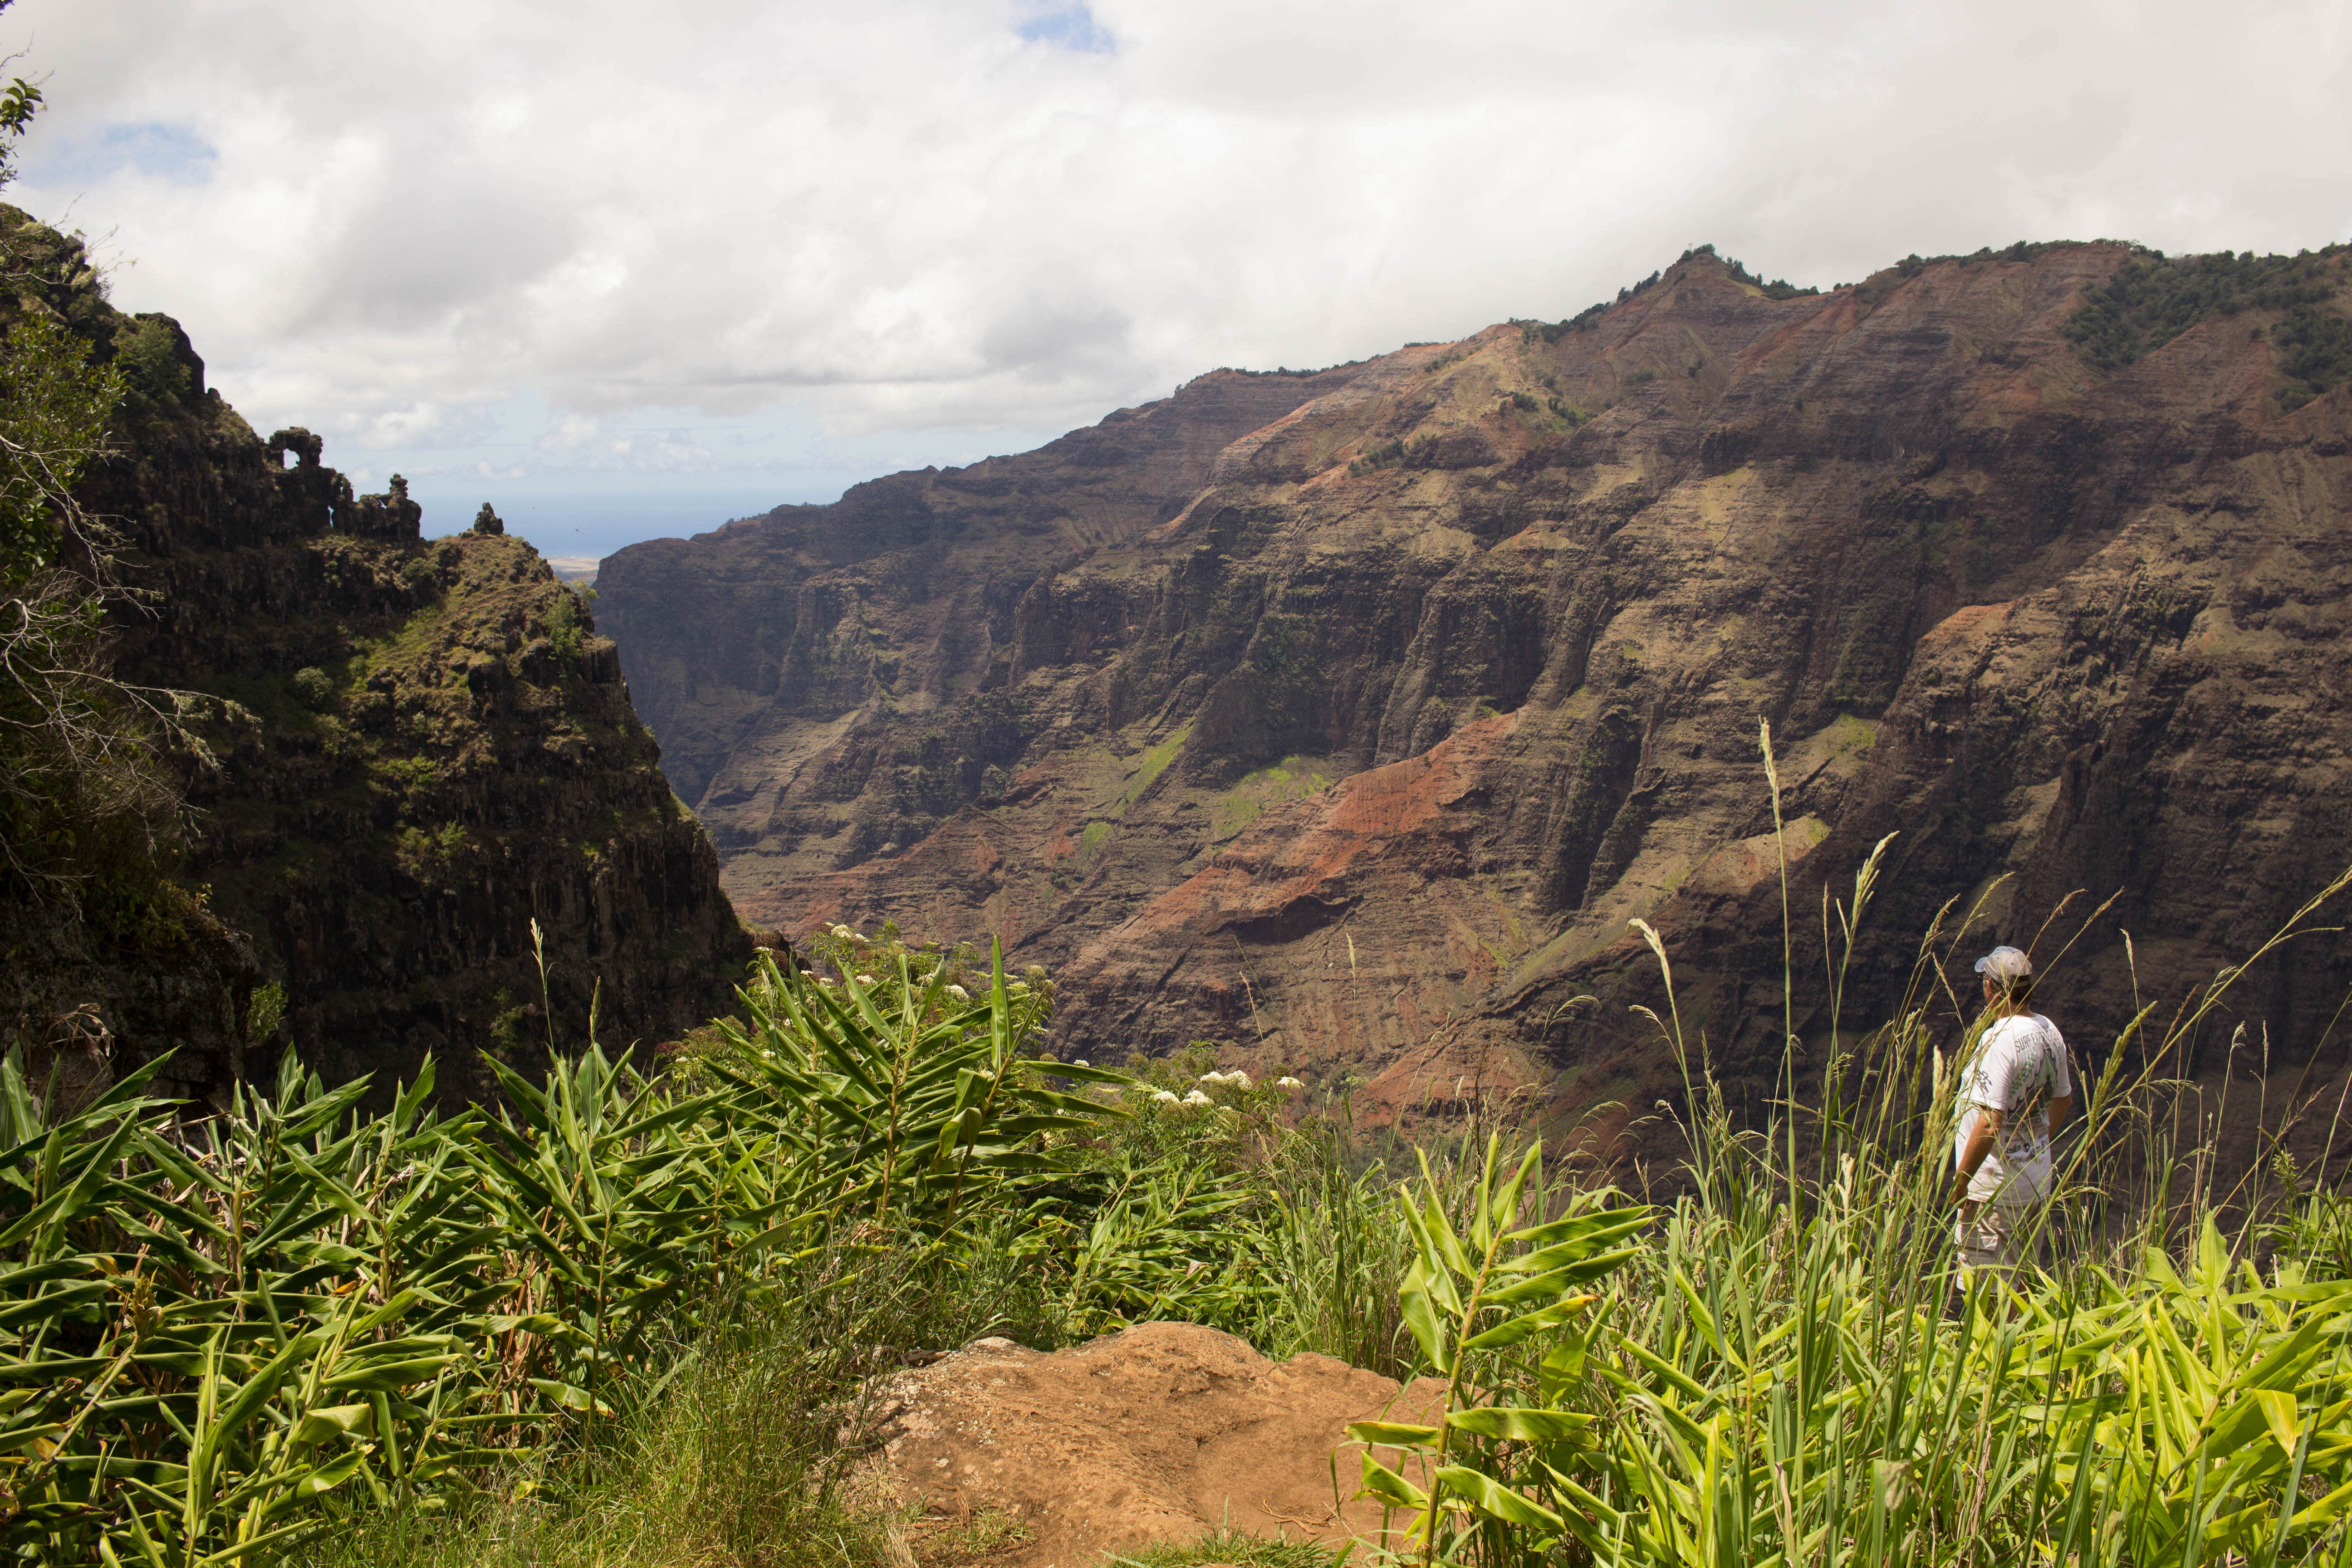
[10,0,2350,529]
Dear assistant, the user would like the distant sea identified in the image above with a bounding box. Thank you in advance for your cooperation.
[403,484,834,583]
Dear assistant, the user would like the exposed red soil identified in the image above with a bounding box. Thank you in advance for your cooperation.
[871,1323,1443,1567]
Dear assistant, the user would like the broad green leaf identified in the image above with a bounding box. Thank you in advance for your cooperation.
[1446,1406,1589,1442]
[1462,1294,1596,1351]
[2254,1388,2304,1456]
[1434,1464,1563,1529]
[1358,1451,1430,1510]
[1399,1258,1451,1375]
[1348,1420,1442,1447]
[289,1443,372,1499]
[290,1404,376,1449]
[526,1378,613,1417]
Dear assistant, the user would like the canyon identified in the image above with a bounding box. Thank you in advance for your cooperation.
[599,241,2352,1143]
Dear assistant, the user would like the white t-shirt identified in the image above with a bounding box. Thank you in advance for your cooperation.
[1954,1013,2073,1206]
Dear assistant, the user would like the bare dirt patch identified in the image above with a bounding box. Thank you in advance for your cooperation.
[869,1321,1440,1568]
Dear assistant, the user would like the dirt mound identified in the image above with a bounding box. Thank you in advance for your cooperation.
[870,1321,1440,1566]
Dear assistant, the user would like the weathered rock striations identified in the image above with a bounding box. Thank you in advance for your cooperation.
[0,211,749,1108]
[598,243,2352,1147]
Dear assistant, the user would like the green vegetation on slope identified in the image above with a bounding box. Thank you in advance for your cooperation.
[1515,244,1819,348]
[0,47,208,951]
[1121,723,1192,807]
[2064,245,2352,408]
[0,245,201,951]
[1211,754,1334,841]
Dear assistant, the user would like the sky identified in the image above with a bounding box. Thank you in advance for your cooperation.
[14,0,2352,559]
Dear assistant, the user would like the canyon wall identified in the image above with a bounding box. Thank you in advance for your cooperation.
[597,243,2352,1146]
[0,211,749,1108]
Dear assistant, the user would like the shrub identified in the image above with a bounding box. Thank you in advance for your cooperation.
[0,309,192,924]
[2273,304,2352,410]
[1682,242,1821,299]
[247,979,286,1040]
[2064,245,2349,373]
[543,585,587,671]
[15,728,2352,1568]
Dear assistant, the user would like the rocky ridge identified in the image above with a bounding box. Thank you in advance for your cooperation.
[597,242,2352,1146]
[1,211,749,1107]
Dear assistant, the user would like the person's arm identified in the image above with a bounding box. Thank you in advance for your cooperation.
[1951,1107,2004,1211]
[2047,1093,2072,1142]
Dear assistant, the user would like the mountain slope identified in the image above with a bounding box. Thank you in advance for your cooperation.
[598,242,2352,1140]
[0,211,750,1107]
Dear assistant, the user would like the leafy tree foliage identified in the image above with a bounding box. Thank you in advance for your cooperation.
[0,49,190,931]
[2063,245,2352,387]
[2272,301,2352,412]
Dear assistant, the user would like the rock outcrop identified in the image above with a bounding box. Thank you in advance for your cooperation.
[0,210,749,1108]
[595,241,2352,1147]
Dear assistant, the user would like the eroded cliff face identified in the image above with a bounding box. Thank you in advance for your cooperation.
[598,244,2352,1143]
[0,212,749,1107]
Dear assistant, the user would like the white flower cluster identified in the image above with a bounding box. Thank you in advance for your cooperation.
[945,984,969,1002]
[1197,1070,1252,1089]
[827,924,861,941]
[1275,1076,1305,1090]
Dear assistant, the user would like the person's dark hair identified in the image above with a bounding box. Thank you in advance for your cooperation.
[1987,975,2036,1008]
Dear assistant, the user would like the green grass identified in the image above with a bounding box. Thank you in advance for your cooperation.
[1122,724,1193,807]
[1826,712,1879,754]
[301,1305,900,1568]
[1109,1526,1340,1565]
[351,590,452,675]
[1210,755,1333,841]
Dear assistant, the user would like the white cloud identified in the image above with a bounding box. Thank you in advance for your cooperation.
[11,0,2350,531]
[536,412,603,453]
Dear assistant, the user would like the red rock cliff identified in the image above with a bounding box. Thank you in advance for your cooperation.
[597,243,2352,1143]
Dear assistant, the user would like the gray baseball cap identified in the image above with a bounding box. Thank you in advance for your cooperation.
[1973,945,2032,983]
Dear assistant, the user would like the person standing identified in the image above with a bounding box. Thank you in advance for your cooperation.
[1948,945,2074,1293]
